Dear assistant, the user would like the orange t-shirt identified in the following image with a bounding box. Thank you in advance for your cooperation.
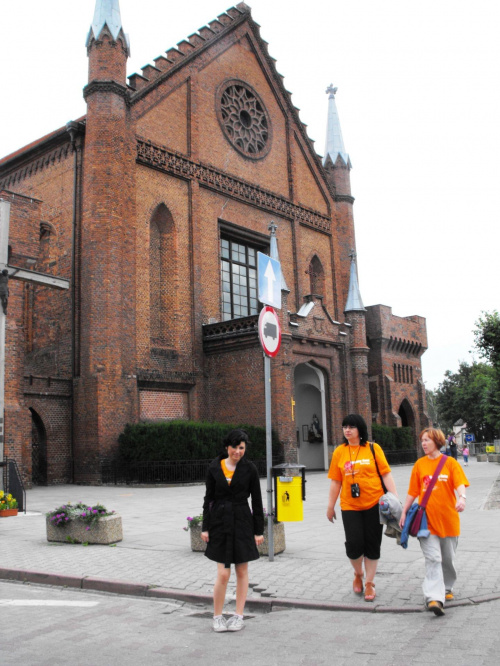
[328,442,391,511]
[407,455,469,537]
[221,458,234,485]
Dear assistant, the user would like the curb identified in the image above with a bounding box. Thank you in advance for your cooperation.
[1,567,500,614]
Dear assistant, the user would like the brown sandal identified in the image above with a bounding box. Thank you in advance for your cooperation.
[364,581,376,601]
[353,573,363,594]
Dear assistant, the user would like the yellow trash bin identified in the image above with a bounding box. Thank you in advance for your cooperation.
[273,463,306,522]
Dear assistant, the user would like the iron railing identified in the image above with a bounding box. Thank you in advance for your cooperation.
[100,456,285,486]
[1,458,26,512]
[384,449,419,465]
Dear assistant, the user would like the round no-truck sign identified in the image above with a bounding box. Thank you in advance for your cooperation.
[258,306,281,357]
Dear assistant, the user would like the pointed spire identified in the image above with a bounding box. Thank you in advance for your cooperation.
[323,85,350,167]
[344,249,365,312]
[268,221,289,292]
[86,0,130,55]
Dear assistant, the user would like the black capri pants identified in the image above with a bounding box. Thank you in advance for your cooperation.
[341,503,383,560]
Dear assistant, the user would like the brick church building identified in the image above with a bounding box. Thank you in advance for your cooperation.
[0,1,429,485]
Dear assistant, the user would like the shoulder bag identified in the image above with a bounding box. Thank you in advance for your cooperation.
[408,454,448,537]
[369,442,388,494]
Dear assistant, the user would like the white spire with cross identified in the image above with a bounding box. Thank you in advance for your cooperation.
[344,248,365,312]
[323,84,350,167]
[86,0,130,54]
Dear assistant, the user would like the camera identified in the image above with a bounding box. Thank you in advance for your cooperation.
[350,483,360,498]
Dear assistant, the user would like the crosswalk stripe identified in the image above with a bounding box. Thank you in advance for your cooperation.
[0,600,99,607]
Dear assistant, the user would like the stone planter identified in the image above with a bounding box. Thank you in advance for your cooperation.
[0,508,18,517]
[46,514,123,545]
[488,454,500,463]
[476,454,488,462]
[189,522,285,555]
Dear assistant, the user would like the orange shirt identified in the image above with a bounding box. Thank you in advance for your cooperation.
[221,458,234,485]
[328,442,391,511]
[407,455,469,537]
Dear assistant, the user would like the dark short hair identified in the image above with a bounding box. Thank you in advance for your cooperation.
[341,414,369,446]
[223,428,251,450]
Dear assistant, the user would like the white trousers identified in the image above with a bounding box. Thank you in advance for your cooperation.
[418,534,458,606]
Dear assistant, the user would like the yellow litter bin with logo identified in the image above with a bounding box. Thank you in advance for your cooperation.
[272,463,306,522]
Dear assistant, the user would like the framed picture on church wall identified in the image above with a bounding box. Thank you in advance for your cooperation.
[302,425,309,442]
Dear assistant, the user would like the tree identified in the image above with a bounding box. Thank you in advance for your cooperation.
[435,362,498,441]
[474,310,500,369]
[425,389,442,429]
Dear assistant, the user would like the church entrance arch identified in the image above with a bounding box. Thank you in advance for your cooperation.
[30,408,47,486]
[398,399,415,434]
[294,363,328,470]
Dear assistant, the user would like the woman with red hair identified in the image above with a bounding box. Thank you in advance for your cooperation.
[400,428,469,616]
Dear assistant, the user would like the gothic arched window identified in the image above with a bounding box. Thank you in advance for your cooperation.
[149,204,176,346]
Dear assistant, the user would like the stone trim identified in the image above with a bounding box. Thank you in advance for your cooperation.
[83,80,129,102]
[136,139,331,233]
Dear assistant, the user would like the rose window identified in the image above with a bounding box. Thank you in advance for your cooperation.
[217,80,271,159]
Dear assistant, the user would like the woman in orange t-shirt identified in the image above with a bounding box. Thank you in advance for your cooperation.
[326,414,398,602]
[399,428,469,616]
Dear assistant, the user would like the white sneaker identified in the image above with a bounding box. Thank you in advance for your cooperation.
[213,616,228,632]
[226,615,245,631]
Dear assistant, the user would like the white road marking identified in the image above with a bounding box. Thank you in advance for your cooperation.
[0,600,99,607]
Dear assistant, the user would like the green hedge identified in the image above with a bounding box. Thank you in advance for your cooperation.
[371,424,413,451]
[117,421,280,463]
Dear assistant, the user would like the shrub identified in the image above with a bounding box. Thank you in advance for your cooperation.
[117,421,280,463]
[372,424,413,451]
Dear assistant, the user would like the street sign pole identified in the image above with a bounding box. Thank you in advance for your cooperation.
[264,352,274,561]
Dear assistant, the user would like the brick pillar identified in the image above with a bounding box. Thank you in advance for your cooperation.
[345,311,371,432]
[74,26,137,481]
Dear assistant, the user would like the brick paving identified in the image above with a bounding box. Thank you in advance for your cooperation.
[1,459,499,613]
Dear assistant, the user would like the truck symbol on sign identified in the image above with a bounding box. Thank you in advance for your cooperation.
[264,322,277,339]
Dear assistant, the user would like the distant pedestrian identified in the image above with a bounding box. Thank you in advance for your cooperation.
[326,413,398,602]
[400,428,469,616]
[462,446,469,466]
[201,429,264,633]
[448,434,457,459]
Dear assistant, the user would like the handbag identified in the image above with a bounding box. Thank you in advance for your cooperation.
[408,454,448,537]
[369,442,388,494]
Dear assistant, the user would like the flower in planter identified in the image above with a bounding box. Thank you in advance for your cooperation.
[183,515,203,531]
[47,502,115,528]
[263,508,280,524]
[0,491,18,510]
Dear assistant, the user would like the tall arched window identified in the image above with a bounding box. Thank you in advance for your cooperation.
[307,255,325,297]
[149,204,176,346]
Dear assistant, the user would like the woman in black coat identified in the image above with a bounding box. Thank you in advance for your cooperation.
[201,429,264,633]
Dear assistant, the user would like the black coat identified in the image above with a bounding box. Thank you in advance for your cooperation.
[202,455,264,568]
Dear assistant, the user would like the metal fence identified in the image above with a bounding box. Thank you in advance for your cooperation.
[384,449,419,466]
[100,456,285,485]
[1,458,26,512]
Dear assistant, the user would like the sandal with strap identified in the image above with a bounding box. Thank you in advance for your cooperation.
[364,581,376,602]
[353,573,363,594]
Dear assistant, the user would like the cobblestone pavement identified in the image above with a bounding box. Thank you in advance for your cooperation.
[1,460,499,613]
[1,579,500,666]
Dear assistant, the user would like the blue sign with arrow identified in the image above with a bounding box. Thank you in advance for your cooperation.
[257,252,281,309]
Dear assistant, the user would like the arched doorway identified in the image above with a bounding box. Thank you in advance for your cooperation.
[30,409,47,485]
[398,399,415,432]
[294,363,328,470]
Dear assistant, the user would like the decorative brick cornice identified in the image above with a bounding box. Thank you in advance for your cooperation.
[83,80,130,102]
[136,139,331,233]
[0,143,72,190]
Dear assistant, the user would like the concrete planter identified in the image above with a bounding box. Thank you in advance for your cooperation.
[476,454,488,462]
[46,514,123,545]
[189,521,285,556]
[488,454,500,463]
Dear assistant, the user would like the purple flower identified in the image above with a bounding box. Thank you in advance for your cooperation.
[93,509,98,514]
[82,512,86,517]
[65,517,69,521]
[187,516,192,521]
[86,526,90,531]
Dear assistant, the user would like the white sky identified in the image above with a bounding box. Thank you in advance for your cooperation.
[1,0,499,390]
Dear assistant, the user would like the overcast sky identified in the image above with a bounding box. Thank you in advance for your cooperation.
[1,0,499,390]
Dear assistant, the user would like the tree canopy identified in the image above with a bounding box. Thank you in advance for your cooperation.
[434,311,500,441]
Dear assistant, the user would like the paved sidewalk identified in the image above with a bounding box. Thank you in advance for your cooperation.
[1,459,499,613]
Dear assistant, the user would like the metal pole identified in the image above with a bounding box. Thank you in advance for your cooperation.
[264,352,274,561]
[0,199,11,490]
